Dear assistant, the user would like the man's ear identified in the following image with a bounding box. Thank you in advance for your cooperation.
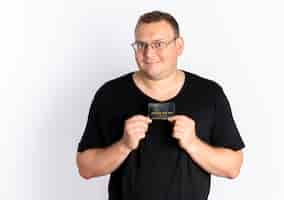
[176,36,184,56]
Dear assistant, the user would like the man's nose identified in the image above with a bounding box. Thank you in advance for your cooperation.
[144,44,156,57]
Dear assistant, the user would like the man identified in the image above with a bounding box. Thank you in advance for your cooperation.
[76,11,245,200]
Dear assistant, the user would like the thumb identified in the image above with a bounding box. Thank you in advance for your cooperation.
[168,116,176,122]
[147,117,152,123]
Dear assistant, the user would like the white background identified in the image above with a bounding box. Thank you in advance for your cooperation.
[0,1,283,200]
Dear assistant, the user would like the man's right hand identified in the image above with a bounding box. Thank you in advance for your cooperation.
[120,115,152,151]
[77,114,151,178]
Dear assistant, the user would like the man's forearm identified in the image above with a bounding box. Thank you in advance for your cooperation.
[77,140,131,179]
[184,137,243,179]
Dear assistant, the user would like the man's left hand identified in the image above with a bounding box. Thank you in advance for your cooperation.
[168,115,198,150]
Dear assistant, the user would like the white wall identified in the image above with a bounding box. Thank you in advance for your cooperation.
[1,1,283,200]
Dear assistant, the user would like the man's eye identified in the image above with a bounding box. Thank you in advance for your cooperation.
[154,41,164,48]
[137,43,146,49]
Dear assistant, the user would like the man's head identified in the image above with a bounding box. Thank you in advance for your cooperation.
[132,11,184,80]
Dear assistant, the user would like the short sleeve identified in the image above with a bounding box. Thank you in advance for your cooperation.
[210,86,245,150]
[77,94,107,152]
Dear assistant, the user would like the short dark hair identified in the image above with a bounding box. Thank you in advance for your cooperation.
[135,10,180,37]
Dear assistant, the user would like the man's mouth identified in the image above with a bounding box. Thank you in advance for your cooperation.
[144,61,160,64]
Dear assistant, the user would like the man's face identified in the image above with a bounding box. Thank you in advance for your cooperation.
[134,20,184,80]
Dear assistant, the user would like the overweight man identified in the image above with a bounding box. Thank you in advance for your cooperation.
[76,10,245,200]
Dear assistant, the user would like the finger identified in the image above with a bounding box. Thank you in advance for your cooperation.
[130,128,147,135]
[172,131,181,139]
[172,120,183,126]
[173,126,184,133]
[168,115,177,123]
[138,132,146,139]
[131,115,152,124]
[174,121,187,129]
[168,115,183,122]
[128,124,148,134]
[137,121,150,130]
[128,121,148,129]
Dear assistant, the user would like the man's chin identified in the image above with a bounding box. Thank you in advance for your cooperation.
[142,62,161,71]
[141,69,163,80]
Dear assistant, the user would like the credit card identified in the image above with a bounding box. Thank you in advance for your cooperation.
[148,102,175,120]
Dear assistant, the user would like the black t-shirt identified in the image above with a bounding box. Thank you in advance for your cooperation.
[77,70,245,200]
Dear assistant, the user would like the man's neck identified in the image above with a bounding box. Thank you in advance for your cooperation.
[135,69,183,92]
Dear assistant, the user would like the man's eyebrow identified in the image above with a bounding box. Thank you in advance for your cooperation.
[135,38,166,43]
[135,40,147,43]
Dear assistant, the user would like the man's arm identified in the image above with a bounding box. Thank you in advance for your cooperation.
[168,115,244,179]
[76,139,131,179]
[76,115,152,179]
[184,137,244,179]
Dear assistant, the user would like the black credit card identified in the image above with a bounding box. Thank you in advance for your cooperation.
[148,102,175,120]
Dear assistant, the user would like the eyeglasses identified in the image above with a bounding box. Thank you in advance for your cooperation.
[131,37,178,52]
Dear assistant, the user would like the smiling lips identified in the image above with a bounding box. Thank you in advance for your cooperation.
[144,61,160,64]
